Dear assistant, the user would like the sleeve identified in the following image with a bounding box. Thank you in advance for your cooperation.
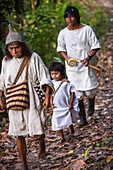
[32,53,54,93]
[69,83,79,111]
[88,26,101,50]
[0,60,5,92]
[70,83,76,93]
[57,30,67,52]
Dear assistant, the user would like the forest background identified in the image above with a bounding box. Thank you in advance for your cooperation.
[0,1,113,169]
[0,0,113,69]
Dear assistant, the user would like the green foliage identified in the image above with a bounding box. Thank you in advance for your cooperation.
[19,0,113,67]
[21,1,66,66]
[84,137,113,159]
[0,0,15,16]
[96,137,113,147]
[85,146,92,158]
[0,0,113,67]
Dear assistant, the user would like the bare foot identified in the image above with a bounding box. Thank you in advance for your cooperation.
[60,138,66,144]
[22,163,28,170]
[70,129,75,135]
[69,125,75,135]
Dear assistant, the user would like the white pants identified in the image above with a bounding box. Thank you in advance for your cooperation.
[76,88,96,100]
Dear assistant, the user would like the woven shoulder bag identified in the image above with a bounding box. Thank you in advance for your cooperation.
[33,80,46,104]
[6,57,30,111]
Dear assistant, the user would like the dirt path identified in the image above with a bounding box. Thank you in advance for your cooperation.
[97,0,113,12]
[0,3,113,170]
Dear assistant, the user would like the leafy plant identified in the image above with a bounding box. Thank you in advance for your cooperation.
[96,137,113,147]
[84,137,113,158]
[0,0,112,68]
[85,146,92,158]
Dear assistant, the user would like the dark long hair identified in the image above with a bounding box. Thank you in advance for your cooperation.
[49,62,65,79]
[4,41,33,60]
[74,14,80,24]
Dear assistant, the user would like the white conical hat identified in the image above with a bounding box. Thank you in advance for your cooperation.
[5,24,24,45]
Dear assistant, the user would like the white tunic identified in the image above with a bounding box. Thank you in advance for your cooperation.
[52,80,79,131]
[57,25,101,91]
[0,52,54,136]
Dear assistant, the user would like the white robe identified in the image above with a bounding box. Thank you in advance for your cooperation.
[0,52,54,136]
[57,25,101,91]
[52,80,79,131]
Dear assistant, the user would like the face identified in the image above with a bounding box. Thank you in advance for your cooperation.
[65,14,77,26]
[51,71,62,81]
[8,43,23,58]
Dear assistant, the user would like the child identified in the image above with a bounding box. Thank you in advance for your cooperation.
[49,62,79,143]
[57,6,101,127]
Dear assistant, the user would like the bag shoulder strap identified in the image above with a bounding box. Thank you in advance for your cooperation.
[54,79,66,96]
[13,56,30,85]
[25,57,30,81]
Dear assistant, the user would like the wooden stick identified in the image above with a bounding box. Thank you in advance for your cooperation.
[88,64,100,71]
[72,58,101,71]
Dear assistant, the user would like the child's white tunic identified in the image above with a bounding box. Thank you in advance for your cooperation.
[0,52,54,136]
[57,25,101,91]
[52,80,79,131]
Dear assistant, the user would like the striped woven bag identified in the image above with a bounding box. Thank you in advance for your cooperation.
[6,57,30,110]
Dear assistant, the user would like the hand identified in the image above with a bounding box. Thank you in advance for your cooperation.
[69,103,73,111]
[80,57,90,67]
[43,96,49,109]
[0,99,5,113]
[51,104,57,111]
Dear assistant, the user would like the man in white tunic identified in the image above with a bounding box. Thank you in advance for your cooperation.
[57,6,101,127]
[0,25,54,170]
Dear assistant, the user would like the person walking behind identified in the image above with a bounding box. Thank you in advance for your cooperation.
[0,24,54,170]
[49,62,79,143]
[57,6,101,127]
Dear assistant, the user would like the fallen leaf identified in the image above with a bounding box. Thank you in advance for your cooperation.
[109,148,113,150]
[107,155,113,163]
[73,159,86,170]
[68,150,74,154]
[53,163,62,167]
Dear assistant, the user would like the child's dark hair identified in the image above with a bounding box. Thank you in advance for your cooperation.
[49,62,65,78]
